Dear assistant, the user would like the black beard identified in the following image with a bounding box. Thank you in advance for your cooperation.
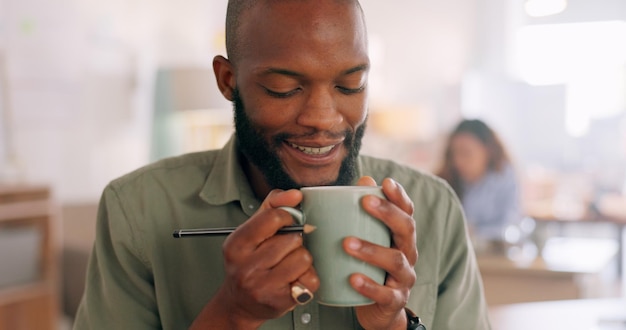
[232,88,366,190]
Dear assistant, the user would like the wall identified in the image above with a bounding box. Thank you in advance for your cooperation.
[0,0,229,202]
[1,0,624,203]
[0,0,484,202]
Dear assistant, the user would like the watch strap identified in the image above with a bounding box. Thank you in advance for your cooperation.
[405,307,426,330]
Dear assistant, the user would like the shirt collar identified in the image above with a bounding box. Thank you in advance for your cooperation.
[199,134,261,215]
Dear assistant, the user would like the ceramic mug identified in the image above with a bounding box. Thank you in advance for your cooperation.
[280,186,390,306]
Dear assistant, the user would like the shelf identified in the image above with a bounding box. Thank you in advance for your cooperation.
[0,184,59,330]
[0,200,52,222]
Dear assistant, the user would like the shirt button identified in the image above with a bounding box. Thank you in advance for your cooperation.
[248,204,254,209]
[300,313,311,324]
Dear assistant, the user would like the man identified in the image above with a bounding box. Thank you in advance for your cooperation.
[74,0,491,329]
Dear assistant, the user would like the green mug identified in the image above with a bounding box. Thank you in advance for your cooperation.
[281,186,390,306]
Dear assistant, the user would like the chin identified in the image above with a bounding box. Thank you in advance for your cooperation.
[288,170,340,187]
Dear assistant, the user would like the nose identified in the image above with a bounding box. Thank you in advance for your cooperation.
[296,86,343,131]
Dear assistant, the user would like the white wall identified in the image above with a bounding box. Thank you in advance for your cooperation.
[1,0,624,202]
[0,0,485,202]
[0,0,229,202]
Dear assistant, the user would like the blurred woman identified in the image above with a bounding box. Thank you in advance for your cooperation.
[437,119,521,244]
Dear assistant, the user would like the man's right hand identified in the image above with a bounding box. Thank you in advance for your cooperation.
[190,189,319,330]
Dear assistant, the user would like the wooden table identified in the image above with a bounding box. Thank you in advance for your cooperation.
[489,298,626,330]
[478,250,617,306]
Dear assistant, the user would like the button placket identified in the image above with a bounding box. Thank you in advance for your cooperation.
[293,303,319,329]
[300,312,312,324]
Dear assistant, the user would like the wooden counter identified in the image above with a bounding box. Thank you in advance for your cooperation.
[478,239,618,306]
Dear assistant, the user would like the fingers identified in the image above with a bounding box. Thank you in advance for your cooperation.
[259,189,303,210]
[290,282,314,305]
[225,189,303,254]
[381,178,414,216]
[349,273,406,308]
[357,176,377,186]
[251,234,305,269]
[268,247,320,305]
[357,177,414,216]
[288,268,318,306]
[345,235,416,328]
[223,208,296,258]
[343,237,416,287]
[295,267,320,294]
[361,179,418,266]
[268,245,317,288]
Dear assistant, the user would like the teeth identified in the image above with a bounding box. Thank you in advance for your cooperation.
[289,143,336,155]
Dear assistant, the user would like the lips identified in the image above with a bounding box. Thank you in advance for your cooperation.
[288,142,338,155]
[280,138,346,185]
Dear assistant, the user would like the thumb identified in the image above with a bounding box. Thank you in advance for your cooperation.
[357,176,377,187]
[259,189,303,211]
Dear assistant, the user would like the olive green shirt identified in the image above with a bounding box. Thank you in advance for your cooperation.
[74,135,491,330]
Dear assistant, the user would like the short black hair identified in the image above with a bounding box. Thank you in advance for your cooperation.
[224,0,256,65]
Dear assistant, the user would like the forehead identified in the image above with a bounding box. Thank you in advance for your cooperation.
[452,133,485,150]
[235,0,369,75]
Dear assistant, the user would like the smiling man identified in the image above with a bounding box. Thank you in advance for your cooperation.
[73,1,491,329]
[222,0,370,194]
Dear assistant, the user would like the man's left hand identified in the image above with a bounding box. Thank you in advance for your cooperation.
[344,177,418,330]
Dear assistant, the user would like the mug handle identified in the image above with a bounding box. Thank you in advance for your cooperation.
[278,206,305,225]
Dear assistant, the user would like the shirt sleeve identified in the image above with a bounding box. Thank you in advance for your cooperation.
[73,184,160,330]
[431,191,492,330]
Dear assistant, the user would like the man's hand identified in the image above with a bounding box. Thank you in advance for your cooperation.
[346,177,418,330]
[191,189,320,330]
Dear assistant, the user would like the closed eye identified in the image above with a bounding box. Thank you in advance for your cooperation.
[264,87,301,99]
[337,85,366,95]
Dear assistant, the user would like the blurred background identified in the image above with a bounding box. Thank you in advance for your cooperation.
[0,0,625,329]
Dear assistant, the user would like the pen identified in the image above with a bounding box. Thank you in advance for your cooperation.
[172,224,317,238]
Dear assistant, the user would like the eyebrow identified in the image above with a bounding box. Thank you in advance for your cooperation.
[261,63,370,77]
[343,64,369,75]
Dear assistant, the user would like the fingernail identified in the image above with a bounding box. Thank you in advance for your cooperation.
[367,196,381,207]
[353,275,364,288]
[347,237,361,251]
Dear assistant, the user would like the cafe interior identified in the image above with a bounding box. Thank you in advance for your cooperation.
[1,0,625,329]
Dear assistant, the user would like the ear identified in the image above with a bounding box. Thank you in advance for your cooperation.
[213,55,236,101]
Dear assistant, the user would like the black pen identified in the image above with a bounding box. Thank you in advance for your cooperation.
[172,224,316,238]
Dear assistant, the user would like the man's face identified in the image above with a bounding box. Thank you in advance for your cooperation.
[230,1,370,188]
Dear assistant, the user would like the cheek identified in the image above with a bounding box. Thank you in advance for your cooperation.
[473,148,489,169]
[247,104,291,127]
[453,153,480,175]
[453,157,472,175]
[341,96,369,126]
[242,96,297,130]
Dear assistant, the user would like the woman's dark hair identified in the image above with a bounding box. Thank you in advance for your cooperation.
[436,119,511,199]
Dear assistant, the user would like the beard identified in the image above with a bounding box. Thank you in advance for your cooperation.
[232,88,366,190]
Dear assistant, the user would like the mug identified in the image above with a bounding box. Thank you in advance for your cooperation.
[280,186,390,306]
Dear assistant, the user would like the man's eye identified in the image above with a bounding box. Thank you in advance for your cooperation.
[337,85,366,95]
[264,87,300,98]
